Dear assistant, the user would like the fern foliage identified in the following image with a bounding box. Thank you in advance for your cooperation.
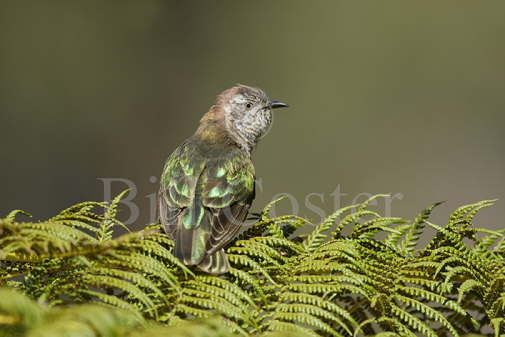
[1,195,504,337]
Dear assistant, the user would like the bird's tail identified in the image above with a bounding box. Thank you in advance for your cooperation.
[173,199,210,266]
[172,198,231,275]
[174,224,208,266]
[197,248,230,275]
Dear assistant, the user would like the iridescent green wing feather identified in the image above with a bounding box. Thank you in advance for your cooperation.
[159,138,255,271]
[158,139,206,237]
[201,149,255,255]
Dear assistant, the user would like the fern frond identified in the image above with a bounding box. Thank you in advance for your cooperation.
[1,194,503,336]
[268,311,344,337]
[266,320,320,337]
[97,190,130,242]
[4,209,32,222]
[402,202,443,253]
[393,294,459,336]
[303,204,358,252]
[227,254,276,285]
[390,304,438,337]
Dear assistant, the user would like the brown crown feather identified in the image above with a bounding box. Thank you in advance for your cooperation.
[200,84,267,123]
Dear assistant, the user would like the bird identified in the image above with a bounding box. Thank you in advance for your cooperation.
[158,84,288,274]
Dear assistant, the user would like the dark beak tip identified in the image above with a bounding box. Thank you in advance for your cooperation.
[270,101,289,109]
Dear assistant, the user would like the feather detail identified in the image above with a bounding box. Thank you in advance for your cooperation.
[197,249,230,274]
[182,198,204,229]
[159,122,256,274]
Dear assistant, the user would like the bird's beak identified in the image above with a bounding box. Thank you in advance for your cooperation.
[270,101,289,109]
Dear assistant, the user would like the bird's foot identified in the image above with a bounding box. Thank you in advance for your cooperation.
[247,212,263,221]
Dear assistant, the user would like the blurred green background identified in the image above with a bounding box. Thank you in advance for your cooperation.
[1,1,504,230]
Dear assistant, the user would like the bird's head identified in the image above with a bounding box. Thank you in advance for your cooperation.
[205,84,288,152]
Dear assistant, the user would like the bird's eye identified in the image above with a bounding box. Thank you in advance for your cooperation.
[246,103,252,108]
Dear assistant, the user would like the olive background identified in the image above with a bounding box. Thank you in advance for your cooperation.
[1,1,504,231]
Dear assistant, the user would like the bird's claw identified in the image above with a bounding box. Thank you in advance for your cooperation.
[247,212,263,221]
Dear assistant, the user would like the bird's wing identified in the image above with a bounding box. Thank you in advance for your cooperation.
[159,140,255,265]
[201,150,255,255]
[158,140,207,238]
